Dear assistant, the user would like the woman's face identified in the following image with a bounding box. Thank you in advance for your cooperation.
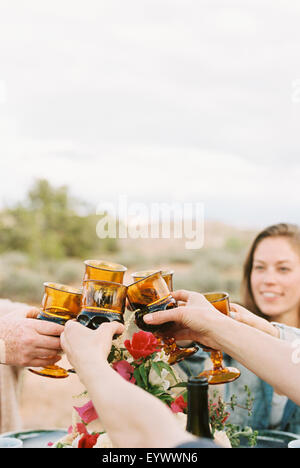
[251,237,300,320]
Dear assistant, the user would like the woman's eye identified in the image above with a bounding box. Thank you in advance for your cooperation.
[253,265,264,271]
[278,267,290,273]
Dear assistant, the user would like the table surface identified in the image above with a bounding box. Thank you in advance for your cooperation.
[0,429,68,448]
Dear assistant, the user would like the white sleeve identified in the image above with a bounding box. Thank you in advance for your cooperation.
[271,322,300,342]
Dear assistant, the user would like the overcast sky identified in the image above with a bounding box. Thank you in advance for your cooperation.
[0,0,300,228]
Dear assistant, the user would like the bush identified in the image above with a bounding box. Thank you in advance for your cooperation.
[0,268,44,304]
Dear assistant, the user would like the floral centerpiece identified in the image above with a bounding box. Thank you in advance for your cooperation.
[52,311,257,449]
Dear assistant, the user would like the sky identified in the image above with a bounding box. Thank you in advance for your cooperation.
[0,0,300,229]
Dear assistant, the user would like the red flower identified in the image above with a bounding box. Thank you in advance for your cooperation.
[76,423,89,435]
[170,395,187,414]
[73,400,98,424]
[112,360,136,384]
[124,331,160,360]
[78,433,100,448]
[221,414,230,424]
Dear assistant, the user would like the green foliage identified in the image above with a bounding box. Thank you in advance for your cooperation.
[209,385,258,448]
[224,236,248,253]
[0,179,118,260]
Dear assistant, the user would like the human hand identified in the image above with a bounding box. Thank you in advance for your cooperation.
[61,321,125,372]
[229,303,279,338]
[143,289,228,349]
[0,313,64,367]
[25,307,41,319]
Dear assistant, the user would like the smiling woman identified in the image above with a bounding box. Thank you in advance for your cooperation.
[242,223,300,328]
[224,223,300,434]
[180,223,300,436]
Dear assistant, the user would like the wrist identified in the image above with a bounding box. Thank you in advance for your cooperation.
[205,313,232,349]
[76,358,111,386]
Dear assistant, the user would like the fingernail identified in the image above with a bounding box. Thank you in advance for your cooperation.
[144,314,153,323]
[229,311,236,319]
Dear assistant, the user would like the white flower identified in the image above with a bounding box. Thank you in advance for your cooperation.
[52,433,75,448]
[149,367,171,391]
[153,349,169,364]
[94,433,114,448]
[71,435,81,448]
[214,431,232,448]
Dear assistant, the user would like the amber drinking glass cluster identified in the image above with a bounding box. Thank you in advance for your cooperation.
[30,262,240,385]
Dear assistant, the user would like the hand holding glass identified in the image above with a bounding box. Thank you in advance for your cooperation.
[127,272,198,365]
[29,282,82,378]
[198,292,241,385]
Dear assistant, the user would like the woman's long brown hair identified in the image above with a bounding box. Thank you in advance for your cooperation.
[241,223,300,319]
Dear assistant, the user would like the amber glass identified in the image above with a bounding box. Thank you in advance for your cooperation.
[40,282,82,323]
[77,280,128,329]
[29,283,82,379]
[198,292,241,385]
[83,260,127,283]
[127,272,198,365]
[132,269,174,291]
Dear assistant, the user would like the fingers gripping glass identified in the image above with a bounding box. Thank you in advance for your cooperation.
[28,282,82,379]
[197,292,241,385]
[127,271,198,365]
[77,280,128,330]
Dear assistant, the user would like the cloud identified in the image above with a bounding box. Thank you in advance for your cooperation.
[0,0,300,227]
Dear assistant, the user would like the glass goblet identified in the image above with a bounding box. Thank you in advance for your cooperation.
[198,292,241,385]
[127,272,198,365]
[83,259,127,284]
[131,268,174,292]
[29,282,82,379]
[77,280,128,329]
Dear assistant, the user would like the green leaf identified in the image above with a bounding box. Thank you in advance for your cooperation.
[148,384,164,395]
[139,363,149,388]
[133,368,145,389]
[151,361,162,378]
[156,361,177,382]
[170,382,188,389]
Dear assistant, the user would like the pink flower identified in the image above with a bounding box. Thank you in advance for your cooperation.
[73,400,98,424]
[124,331,160,360]
[112,360,136,384]
[170,395,187,414]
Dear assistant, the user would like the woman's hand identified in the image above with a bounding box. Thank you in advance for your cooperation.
[229,303,280,338]
[143,289,228,349]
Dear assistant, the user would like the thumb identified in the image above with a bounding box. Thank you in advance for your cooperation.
[26,307,40,319]
[96,321,125,338]
[229,303,251,322]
